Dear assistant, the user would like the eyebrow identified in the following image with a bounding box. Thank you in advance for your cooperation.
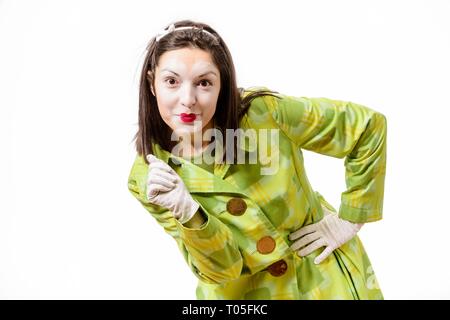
[160,68,218,78]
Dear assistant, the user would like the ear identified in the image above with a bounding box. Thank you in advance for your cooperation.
[146,70,155,96]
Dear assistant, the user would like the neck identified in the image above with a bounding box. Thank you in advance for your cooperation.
[174,119,215,158]
[178,139,209,158]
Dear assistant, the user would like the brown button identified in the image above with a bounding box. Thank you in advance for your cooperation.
[226,198,247,216]
[266,259,288,277]
[257,236,276,254]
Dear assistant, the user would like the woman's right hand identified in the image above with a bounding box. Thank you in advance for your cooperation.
[145,154,200,224]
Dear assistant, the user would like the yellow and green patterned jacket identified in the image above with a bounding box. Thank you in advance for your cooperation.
[127,87,387,299]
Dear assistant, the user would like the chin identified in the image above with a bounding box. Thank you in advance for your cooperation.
[172,126,202,137]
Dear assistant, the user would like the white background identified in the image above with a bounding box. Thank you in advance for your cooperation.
[1,0,449,299]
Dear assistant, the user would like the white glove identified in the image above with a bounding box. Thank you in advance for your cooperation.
[288,207,363,264]
[145,154,199,225]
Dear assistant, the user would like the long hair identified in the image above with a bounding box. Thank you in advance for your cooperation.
[132,19,280,164]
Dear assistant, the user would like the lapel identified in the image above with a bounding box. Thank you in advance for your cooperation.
[152,143,251,197]
[151,112,256,197]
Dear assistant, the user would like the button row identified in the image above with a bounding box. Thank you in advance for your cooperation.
[227,198,285,276]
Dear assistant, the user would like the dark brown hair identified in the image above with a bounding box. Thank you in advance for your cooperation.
[132,19,280,164]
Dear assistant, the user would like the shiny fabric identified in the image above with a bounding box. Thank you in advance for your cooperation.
[127,87,387,299]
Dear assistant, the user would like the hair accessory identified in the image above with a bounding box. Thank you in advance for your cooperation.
[155,23,218,42]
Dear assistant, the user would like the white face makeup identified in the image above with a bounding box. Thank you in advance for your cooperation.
[152,47,221,150]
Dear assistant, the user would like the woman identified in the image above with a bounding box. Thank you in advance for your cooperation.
[127,19,387,300]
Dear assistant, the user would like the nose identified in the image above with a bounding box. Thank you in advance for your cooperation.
[180,84,197,109]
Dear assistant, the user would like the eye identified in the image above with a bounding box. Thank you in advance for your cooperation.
[164,77,178,87]
[198,79,212,87]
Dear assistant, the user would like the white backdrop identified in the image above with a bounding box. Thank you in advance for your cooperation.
[1,0,449,299]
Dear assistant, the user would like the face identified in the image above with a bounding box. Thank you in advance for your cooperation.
[152,47,221,143]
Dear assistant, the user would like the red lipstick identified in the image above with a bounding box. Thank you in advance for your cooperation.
[180,113,197,123]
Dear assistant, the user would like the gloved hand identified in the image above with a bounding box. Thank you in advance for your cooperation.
[145,154,199,225]
[288,207,364,264]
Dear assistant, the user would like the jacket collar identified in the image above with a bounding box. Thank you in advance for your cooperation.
[150,110,256,196]
[152,143,251,197]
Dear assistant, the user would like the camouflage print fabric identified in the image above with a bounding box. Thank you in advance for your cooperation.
[127,87,387,299]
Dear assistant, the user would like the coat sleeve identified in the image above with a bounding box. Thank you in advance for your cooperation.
[262,93,387,223]
[127,154,243,284]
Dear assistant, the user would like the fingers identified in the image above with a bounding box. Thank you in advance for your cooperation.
[146,178,177,201]
[147,154,178,177]
[290,231,321,251]
[297,238,326,257]
[146,168,177,199]
[146,154,159,163]
[172,210,181,220]
[146,154,179,190]
[147,174,176,189]
[321,205,334,216]
[314,246,334,265]
[147,154,174,170]
[145,154,180,203]
[289,223,317,241]
[146,183,173,200]
[149,161,175,174]
[148,168,177,184]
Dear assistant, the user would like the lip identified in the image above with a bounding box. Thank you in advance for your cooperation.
[179,113,199,123]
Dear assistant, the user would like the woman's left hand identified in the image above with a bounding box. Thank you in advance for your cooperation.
[288,208,364,264]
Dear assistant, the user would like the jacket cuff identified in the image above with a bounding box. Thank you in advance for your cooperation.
[175,206,217,240]
[338,202,383,223]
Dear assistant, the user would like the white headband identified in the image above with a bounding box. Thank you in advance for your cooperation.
[155,23,218,42]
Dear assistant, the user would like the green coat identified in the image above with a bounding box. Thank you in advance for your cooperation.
[127,87,387,300]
